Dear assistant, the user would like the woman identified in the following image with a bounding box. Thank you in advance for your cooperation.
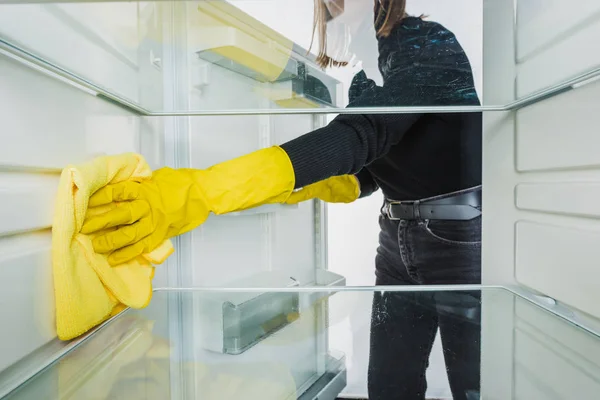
[82,1,482,398]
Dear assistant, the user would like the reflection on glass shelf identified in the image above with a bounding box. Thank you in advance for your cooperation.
[1,0,599,115]
[1,287,599,400]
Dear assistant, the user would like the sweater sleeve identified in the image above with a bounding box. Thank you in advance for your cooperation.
[280,83,422,188]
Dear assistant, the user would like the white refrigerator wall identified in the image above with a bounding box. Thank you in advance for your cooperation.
[482,0,600,398]
[0,45,161,376]
[0,1,169,380]
[483,0,600,317]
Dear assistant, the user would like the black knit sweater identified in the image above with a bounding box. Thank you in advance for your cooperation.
[280,17,482,201]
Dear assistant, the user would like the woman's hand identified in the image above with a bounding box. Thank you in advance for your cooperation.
[81,146,296,265]
[285,174,360,204]
[81,168,212,266]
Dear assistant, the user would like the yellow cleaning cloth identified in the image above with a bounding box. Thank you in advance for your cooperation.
[52,153,174,341]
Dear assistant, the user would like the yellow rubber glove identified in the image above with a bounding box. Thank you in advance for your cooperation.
[285,174,360,205]
[81,146,295,265]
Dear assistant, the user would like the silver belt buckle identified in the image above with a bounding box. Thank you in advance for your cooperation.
[383,200,425,221]
[381,203,391,219]
[382,201,402,220]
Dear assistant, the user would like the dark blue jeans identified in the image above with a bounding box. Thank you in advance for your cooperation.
[367,190,482,400]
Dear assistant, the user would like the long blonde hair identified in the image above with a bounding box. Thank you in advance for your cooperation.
[309,0,410,68]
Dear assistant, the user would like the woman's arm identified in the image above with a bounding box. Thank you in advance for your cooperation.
[281,83,423,188]
[355,168,379,198]
[282,17,482,189]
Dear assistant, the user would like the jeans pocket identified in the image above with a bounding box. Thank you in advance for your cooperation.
[421,217,481,246]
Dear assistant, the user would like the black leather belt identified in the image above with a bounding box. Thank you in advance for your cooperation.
[382,189,482,221]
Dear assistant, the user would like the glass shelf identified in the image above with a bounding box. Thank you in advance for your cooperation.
[1,286,599,399]
[1,0,599,116]
[220,203,298,218]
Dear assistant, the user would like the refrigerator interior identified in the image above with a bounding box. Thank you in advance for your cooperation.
[0,0,599,398]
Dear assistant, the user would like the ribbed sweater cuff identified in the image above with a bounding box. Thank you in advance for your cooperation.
[280,139,317,189]
[280,121,361,189]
